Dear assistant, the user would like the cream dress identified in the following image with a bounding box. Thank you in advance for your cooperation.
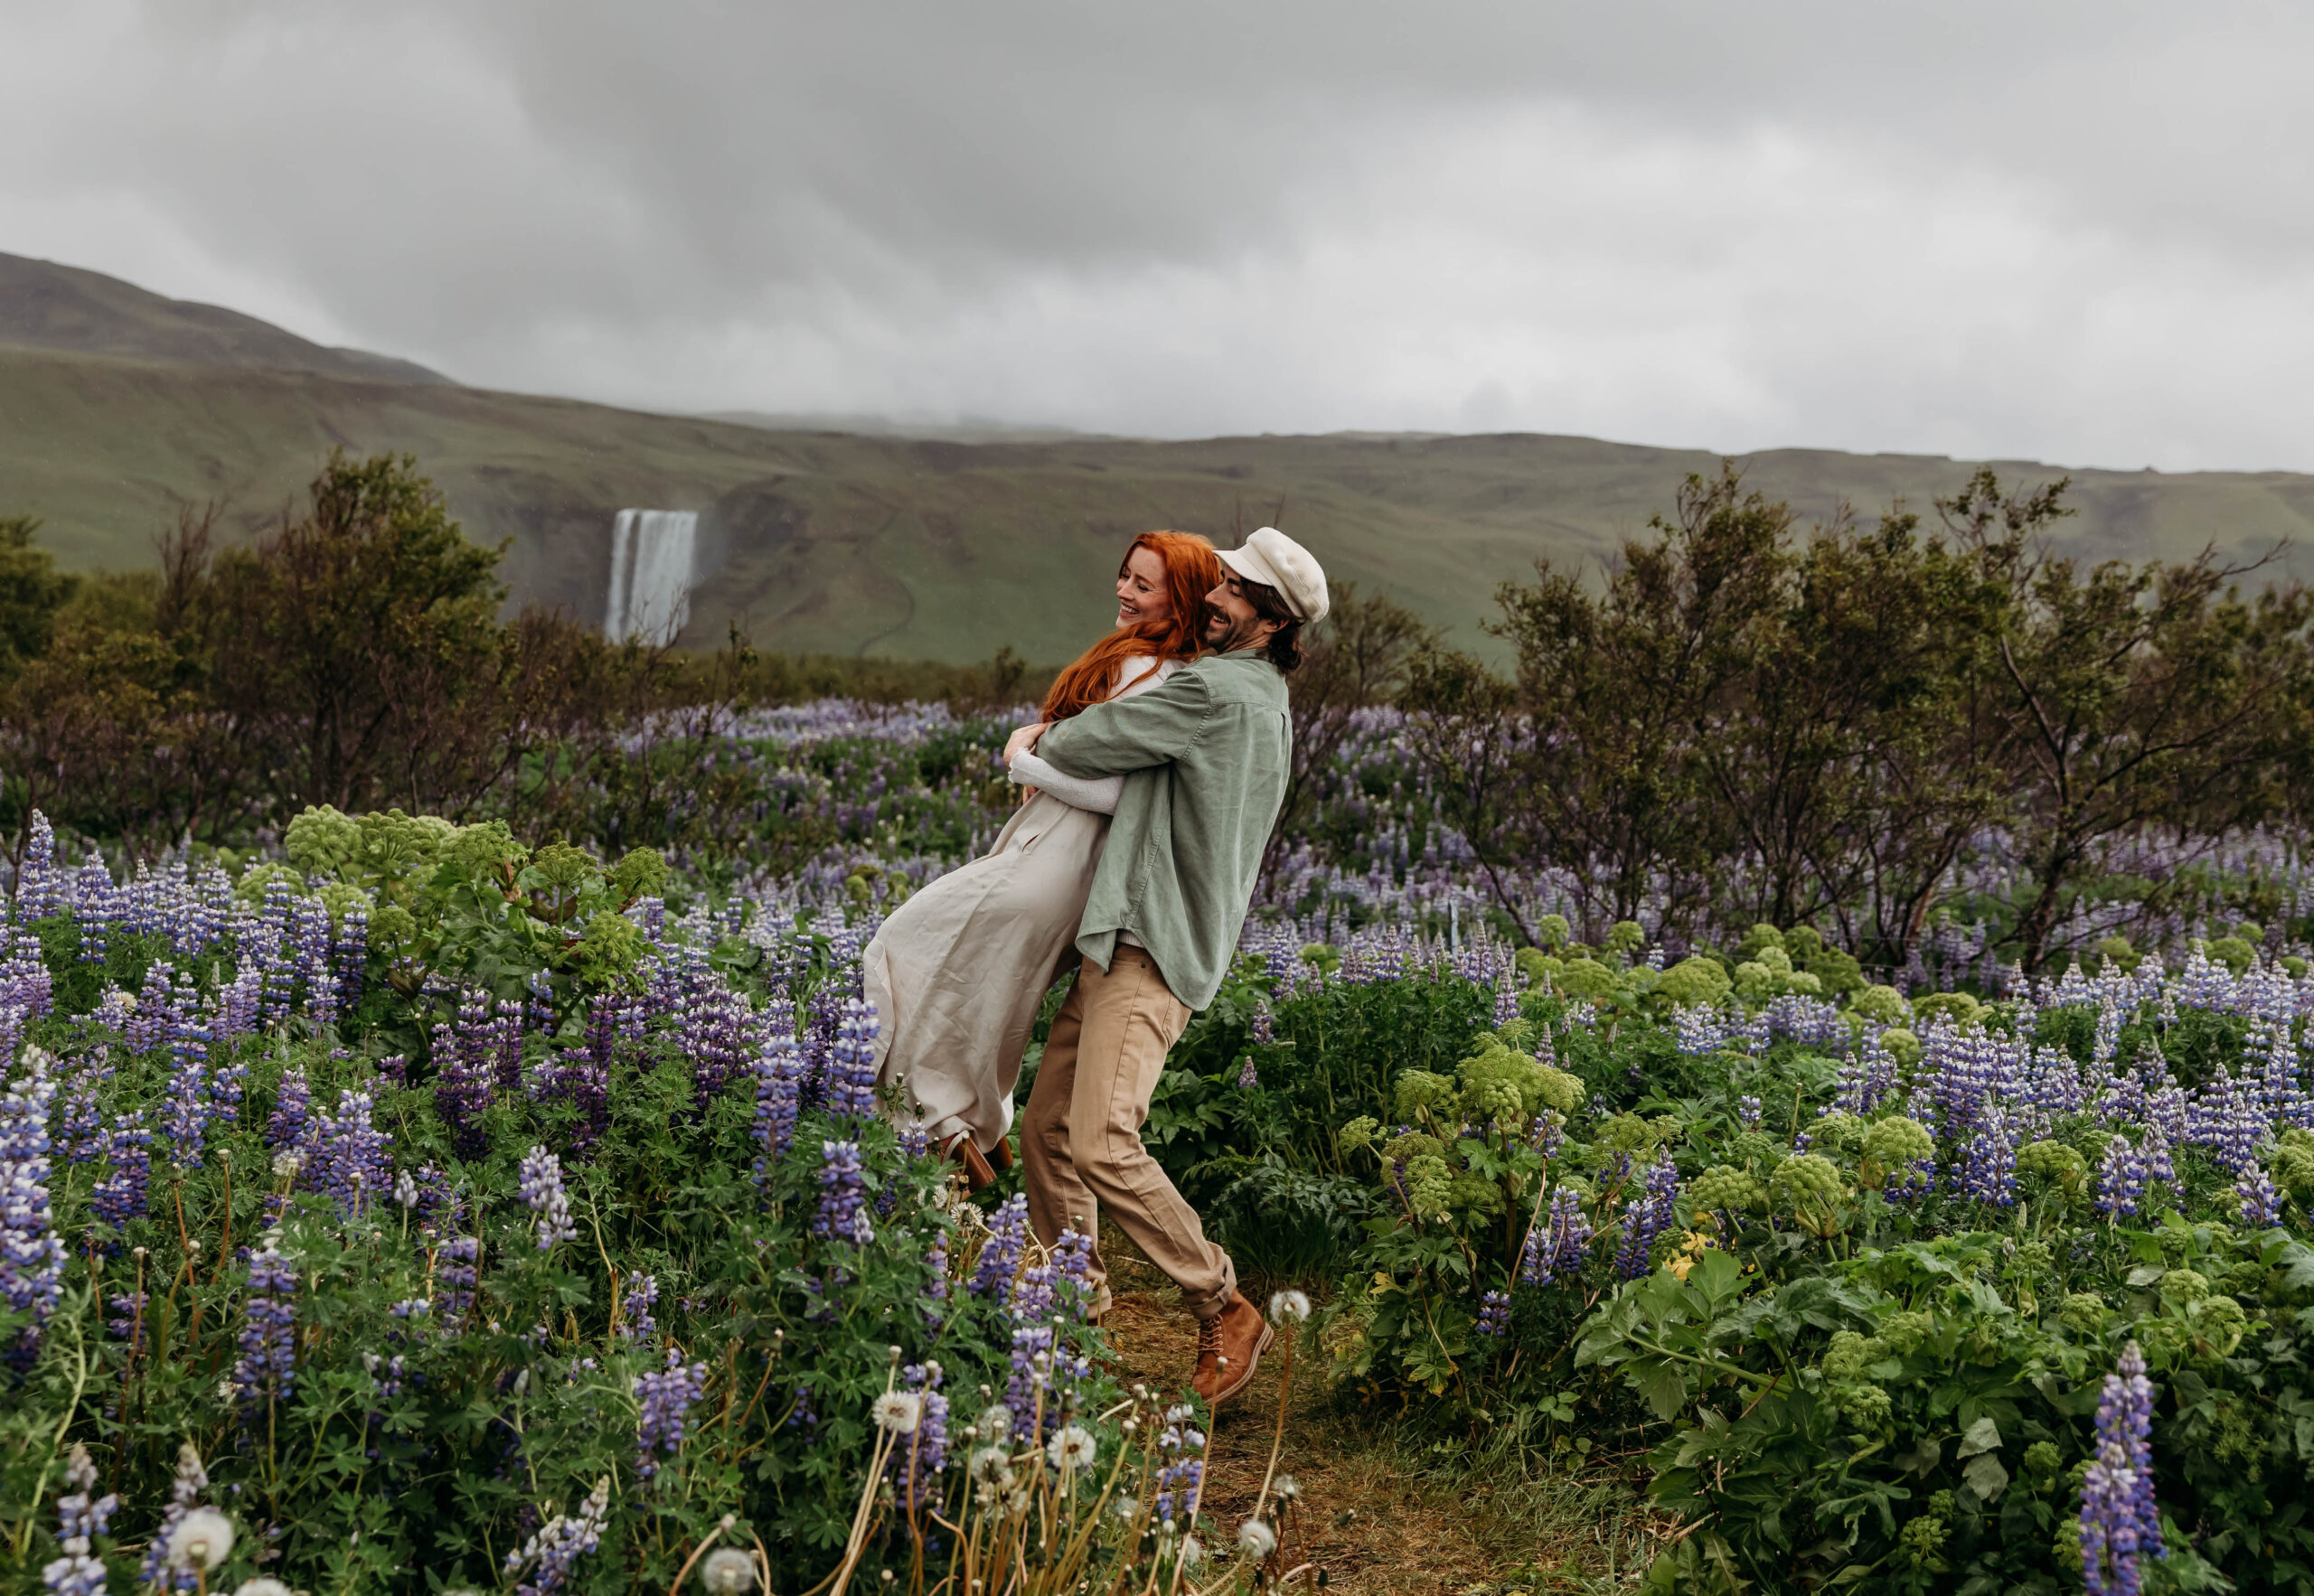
[864,655,1180,1151]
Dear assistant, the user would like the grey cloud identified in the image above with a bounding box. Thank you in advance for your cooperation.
[2,0,2309,466]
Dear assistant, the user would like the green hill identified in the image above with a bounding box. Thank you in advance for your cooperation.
[5,254,2313,664]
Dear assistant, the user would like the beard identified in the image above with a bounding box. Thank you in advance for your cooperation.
[1203,607,1264,653]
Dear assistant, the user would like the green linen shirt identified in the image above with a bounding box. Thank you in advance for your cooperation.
[1033,648,1292,1009]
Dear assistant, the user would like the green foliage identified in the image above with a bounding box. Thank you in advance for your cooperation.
[0,513,78,681]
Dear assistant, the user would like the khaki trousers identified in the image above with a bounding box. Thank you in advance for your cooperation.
[1021,947,1237,1320]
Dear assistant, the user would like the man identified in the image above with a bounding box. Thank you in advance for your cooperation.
[1003,525,1327,1405]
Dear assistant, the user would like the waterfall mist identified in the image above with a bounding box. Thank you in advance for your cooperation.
[604,509,699,645]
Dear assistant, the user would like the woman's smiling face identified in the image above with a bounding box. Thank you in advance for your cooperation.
[1116,545,1174,630]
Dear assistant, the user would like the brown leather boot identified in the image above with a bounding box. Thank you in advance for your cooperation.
[939,1133,995,1190]
[1190,1292,1274,1406]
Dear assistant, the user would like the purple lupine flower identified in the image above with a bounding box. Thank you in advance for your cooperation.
[823,1000,880,1120]
[688,983,754,1102]
[1491,973,1520,1029]
[1052,1226,1096,1318]
[298,1091,392,1219]
[1530,1109,1566,1160]
[922,1231,949,1324]
[156,1002,214,1167]
[1251,999,1275,1045]
[267,1065,312,1149]
[138,1442,212,1593]
[1475,1289,1511,1338]
[1959,1110,2018,1207]
[2237,1164,2282,1228]
[2079,1340,2166,1596]
[969,1195,1030,1303]
[89,1112,152,1229]
[813,1140,871,1245]
[2096,1134,2149,1218]
[108,1290,148,1351]
[1152,1404,1205,1521]
[633,1348,710,1481]
[42,1443,118,1596]
[437,1234,481,1319]
[889,1361,951,1510]
[520,1146,578,1251]
[0,1050,66,1351]
[503,1477,610,1596]
[1736,1095,1763,1131]
[1235,1056,1259,1089]
[232,1246,298,1412]
[752,1031,807,1175]
[54,1054,108,1166]
[1519,1188,1594,1285]
[1614,1153,1679,1280]
[431,1019,494,1160]
[1005,1321,1057,1428]
[620,1271,660,1344]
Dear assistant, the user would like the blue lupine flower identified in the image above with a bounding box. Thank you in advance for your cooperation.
[2079,1340,2166,1596]
[812,1140,871,1245]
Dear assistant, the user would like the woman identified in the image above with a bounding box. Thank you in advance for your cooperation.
[863,531,1223,1183]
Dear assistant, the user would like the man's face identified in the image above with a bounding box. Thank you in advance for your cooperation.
[1204,574,1275,652]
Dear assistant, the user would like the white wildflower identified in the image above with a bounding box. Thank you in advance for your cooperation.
[235,1581,296,1596]
[1266,1290,1312,1324]
[873,1391,924,1434]
[215,1379,239,1404]
[394,1169,419,1208]
[1237,1518,1277,1560]
[1164,1403,1196,1424]
[166,1507,236,1570]
[700,1547,757,1593]
[1046,1423,1097,1471]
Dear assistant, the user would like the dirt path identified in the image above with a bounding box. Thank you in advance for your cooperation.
[1092,1230,1666,1594]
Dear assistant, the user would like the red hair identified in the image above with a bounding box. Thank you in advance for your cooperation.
[1040,531,1222,722]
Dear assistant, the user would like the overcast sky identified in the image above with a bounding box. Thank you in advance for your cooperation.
[4,1,2310,469]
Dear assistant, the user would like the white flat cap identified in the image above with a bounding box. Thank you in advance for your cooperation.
[1218,526,1330,624]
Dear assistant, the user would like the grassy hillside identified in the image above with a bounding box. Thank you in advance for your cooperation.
[5,343,2313,664]
[0,251,447,384]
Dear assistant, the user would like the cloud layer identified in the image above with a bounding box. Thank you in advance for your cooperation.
[4,0,2309,468]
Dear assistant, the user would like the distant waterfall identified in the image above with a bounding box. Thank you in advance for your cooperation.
[605,510,699,645]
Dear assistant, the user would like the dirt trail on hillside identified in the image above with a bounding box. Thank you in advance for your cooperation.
[1093,1225,1660,1594]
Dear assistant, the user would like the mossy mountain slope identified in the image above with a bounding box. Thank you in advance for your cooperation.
[5,333,2312,663]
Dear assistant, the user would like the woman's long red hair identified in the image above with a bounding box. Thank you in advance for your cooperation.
[1039,530,1221,722]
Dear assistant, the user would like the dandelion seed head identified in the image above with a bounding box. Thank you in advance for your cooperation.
[700,1547,757,1594]
[873,1391,924,1434]
[166,1507,235,1570]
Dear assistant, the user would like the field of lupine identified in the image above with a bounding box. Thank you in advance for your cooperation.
[6,699,2314,1594]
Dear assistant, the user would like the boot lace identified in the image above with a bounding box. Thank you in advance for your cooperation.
[1196,1314,1224,1362]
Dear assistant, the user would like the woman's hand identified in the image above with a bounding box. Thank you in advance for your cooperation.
[1003,722,1050,764]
